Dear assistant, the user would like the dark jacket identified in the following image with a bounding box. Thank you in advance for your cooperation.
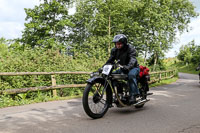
[106,44,138,71]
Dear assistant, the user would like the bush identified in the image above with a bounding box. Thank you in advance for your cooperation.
[0,45,109,107]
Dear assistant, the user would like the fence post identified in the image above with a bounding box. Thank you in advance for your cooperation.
[51,75,57,97]
[159,72,161,82]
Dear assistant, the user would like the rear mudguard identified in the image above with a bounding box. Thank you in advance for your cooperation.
[86,76,113,106]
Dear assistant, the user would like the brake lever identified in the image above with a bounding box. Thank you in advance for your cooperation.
[117,64,123,69]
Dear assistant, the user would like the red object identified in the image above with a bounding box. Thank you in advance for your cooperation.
[139,65,149,78]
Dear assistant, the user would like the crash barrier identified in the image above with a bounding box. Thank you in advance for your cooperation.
[0,70,177,95]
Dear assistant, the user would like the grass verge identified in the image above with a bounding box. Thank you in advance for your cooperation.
[149,77,178,88]
[176,63,199,75]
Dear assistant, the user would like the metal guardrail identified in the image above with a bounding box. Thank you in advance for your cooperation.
[0,70,176,95]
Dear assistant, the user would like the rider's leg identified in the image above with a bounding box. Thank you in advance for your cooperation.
[128,67,140,102]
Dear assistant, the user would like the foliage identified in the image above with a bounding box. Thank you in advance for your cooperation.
[176,62,199,74]
[163,57,179,69]
[21,0,74,49]
[19,0,198,67]
[163,55,199,75]
[0,43,105,108]
[147,52,167,71]
[177,40,200,65]
[69,0,198,66]
[149,77,178,88]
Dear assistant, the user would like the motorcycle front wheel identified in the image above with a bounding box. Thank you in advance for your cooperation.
[82,80,112,119]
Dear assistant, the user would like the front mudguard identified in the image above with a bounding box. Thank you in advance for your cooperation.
[86,76,104,84]
[86,76,113,106]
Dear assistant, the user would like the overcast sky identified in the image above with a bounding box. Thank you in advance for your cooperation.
[0,0,199,58]
[166,0,200,57]
[0,0,40,39]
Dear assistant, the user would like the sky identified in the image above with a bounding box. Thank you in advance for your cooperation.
[0,0,199,58]
[0,0,40,39]
[166,0,200,57]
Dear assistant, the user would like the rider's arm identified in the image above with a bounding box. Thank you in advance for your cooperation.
[124,46,138,70]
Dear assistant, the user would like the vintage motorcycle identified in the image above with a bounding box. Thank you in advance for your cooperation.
[82,61,153,119]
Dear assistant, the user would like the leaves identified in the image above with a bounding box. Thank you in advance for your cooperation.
[21,0,73,49]
[69,0,198,64]
[177,40,200,65]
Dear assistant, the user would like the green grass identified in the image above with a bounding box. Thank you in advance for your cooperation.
[176,62,199,75]
[163,58,199,75]
[149,77,178,88]
[0,93,83,108]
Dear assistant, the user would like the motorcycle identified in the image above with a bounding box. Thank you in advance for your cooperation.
[82,61,153,119]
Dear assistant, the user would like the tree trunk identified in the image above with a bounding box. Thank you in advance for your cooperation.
[144,49,147,65]
[153,53,157,71]
[108,15,111,54]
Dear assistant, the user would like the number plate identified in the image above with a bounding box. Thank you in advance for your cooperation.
[102,65,112,75]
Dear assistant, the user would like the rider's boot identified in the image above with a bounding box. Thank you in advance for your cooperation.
[129,95,136,104]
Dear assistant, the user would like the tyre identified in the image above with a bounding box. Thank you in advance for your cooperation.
[82,80,112,119]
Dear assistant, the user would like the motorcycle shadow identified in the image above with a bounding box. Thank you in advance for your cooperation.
[109,105,149,115]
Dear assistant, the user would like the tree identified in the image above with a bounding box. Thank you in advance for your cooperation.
[140,0,198,66]
[69,0,138,55]
[177,40,199,65]
[20,0,198,66]
[0,37,9,57]
[69,0,197,64]
[191,45,200,64]
[21,0,74,49]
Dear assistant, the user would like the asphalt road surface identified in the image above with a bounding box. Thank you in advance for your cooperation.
[0,73,200,133]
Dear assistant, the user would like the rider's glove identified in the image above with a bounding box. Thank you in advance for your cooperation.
[98,68,103,73]
[122,65,129,73]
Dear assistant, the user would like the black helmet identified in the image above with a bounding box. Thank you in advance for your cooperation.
[112,34,127,45]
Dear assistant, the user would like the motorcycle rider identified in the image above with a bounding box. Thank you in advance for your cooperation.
[105,34,140,103]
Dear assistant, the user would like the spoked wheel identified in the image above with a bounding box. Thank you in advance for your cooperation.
[82,80,111,119]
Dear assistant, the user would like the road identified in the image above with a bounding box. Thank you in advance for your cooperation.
[0,73,200,133]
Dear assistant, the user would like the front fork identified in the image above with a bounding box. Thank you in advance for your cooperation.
[106,79,128,107]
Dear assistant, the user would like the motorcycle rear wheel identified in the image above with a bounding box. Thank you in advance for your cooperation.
[135,82,147,108]
[82,80,111,119]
